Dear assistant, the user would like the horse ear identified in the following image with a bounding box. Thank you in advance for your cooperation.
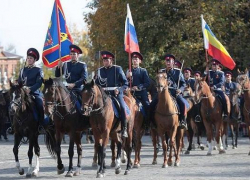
[237,69,241,74]
[9,80,13,88]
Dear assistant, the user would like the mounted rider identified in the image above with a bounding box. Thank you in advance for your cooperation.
[126,52,150,129]
[204,59,229,119]
[183,67,195,92]
[95,51,129,138]
[55,44,88,103]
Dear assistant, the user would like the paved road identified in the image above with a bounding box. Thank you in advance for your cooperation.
[0,135,249,180]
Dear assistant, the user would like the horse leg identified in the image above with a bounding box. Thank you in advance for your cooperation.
[222,122,228,150]
[26,135,35,178]
[235,124,239,148]
[175,128,184,166]
[185,124,193,154]
[65,134,75,177]
[204,120,213,155]
[160,132,168,168]
[73,132,82,176]
[248,126,250,155]
[230,124,236,149]
[110,139,116,167]
[32,134,40,177]
[13,133,24,175]
[216,121,225,154]
[115,139,122,175]
[55,132,64,174]
[92,142,98,167]
[151,128,158,165]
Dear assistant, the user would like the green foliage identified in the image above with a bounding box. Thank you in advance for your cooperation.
[85,0,250,77]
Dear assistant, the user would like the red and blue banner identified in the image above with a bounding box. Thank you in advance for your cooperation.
[201,15,235,70]
[42,0,73,68]
[124,4,140,53]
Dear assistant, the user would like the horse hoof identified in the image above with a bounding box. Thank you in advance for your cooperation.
[57,166,65,175]
[115,167,121,174]
[96,173,104,178]
[207,152,212,156]
[73,170,80,176]
[110,161,116,167]
[213,146,217,150]
[32,171,38,177]
[162,164,168,168]
[65,171,73,177]
[200,145,205,151]
[167,162,173,166]
[92,162,98,167]
[26,173,32,178]
[124,170,129,175]
[152,160,157,165]
[174,162,180,167]
[184,150,190,155]
[156,148,159,154]
[219,150,226,154]
[19,168,24,175]
[121,159,126,164]
[133,163,140,168]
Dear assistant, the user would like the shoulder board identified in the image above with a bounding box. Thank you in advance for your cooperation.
[112,65,121,68]
[77,61,86,65]
[158,68,166,73]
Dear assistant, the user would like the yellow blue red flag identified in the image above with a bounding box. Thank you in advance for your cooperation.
[42,0,73,68]
[201,15,235,70]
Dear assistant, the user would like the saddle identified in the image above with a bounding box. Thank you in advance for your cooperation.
[110,95,130,119]
[170,95,180,115]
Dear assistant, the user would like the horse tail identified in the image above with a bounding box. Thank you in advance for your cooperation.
[132,128,137,151]
[44,125,57,159]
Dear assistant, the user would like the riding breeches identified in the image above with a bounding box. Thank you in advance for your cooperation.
[33,95,44,121]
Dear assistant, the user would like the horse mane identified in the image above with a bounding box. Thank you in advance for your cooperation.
[52,78,69,93]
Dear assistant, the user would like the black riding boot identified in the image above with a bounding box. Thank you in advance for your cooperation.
[180,115,187,130]
[121,121,128,138]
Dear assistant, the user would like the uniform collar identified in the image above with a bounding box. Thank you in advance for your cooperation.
[104,65,112,69]
[26,65,35,68]
[71,60,77,64]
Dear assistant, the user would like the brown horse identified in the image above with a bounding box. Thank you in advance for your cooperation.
[236,71,250,155]
[152,72,181,167]
[9,81,41,177]
[43,78,90,177]
[194,77,227,155]
[81,80,135,177]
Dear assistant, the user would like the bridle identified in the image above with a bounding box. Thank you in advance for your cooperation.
[44,82,77,120]
[237,74,250,92]
[195,81,213,103]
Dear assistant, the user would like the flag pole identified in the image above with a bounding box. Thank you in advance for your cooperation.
[56,0,62,79]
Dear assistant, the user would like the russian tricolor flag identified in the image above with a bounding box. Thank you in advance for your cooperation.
[124,4,140,53]
[201,15,235,70]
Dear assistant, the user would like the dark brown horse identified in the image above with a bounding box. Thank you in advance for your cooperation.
[236,71,250,155]
[226,86,241,149]
[152,72,181,167]
[194,77,227,155]
[43,78,90,177]
[9,81,41,177]
[0,90,9,141]
[81,80,135,178]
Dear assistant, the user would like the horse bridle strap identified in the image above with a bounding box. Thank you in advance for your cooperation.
[83,92,104,114]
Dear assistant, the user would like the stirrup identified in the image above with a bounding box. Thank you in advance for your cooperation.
[194,115,201,123]
[180,121,187,130]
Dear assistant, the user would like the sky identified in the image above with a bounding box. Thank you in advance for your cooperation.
[0,0,92,63]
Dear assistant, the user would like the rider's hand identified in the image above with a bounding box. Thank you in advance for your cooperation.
[68,83,75,89]
[176,89,181,95]
[23,86,31,94]
[126,71,132,79]
[114,88,119,96]
[132,86,139,91]
[57,60,63,68]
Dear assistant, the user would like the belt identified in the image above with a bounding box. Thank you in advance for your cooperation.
[103,87,119,91]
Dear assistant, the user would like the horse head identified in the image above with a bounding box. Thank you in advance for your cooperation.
[194,77,211,103]
[183,83,194,97]
[156,72,168,93]
[81,79,97,116]
[236,70,250,92]
[9,80,31,114]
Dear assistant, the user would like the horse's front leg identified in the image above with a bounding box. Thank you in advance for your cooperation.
[151,128,158,165]
[32,134,40,177]
[65,133,75,177]
[26,135,35,178]
[110,139,116,167]
[216,121,226,154]
[55,132,64,174]
[13,133,24,175]
[73,132,82,176]
[203,119,213,155]
[124,124,133,175]
[185,122,193,154]
[160,132,168,168]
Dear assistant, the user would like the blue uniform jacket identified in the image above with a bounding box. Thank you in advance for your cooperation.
[130,67,150,90]
[55,61,88,88]
[185,78,195,92]
[18,66,43,96]
[206,70,225,89]
[225,81,237,96]
[95,65,128,93]
[166,68,186,96]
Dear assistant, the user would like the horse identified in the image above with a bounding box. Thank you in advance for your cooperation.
[194,77,227,155]
[152,72,182,167]
[236,70,250,155]
[0,90,9,141]
[183,84,206,154]
[9,81,41,177]
[81,80,135,178]
[225,86,241,149]
[43,78,90,177]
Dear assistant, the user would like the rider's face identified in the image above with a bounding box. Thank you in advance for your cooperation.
[70,52,79,61]
[103,58,113,67]
[26,56,36,66]
[165,59,174,69]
